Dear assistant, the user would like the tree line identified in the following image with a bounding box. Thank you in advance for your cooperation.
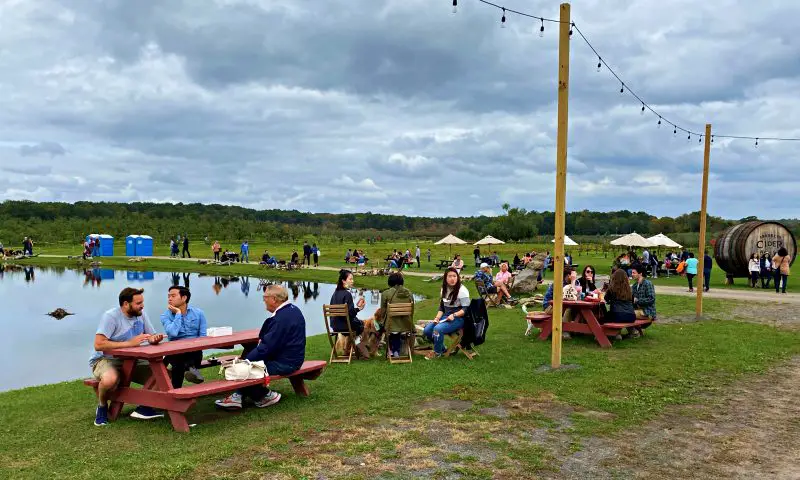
[0,200,795,245]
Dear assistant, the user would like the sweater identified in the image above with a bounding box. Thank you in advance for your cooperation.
[245,303,306,371]
[329,288,361,332]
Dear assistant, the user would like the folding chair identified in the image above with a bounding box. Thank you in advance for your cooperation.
[385,303,415,364]
[474,279,501,307]
[322,304,356,364]
[445,329,478,360]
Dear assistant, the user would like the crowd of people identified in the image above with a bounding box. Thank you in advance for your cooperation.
[747,247,792,293]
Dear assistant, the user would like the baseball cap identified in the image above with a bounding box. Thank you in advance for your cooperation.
[480,262,489,268]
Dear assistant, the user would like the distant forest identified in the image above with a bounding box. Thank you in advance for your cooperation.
[0,200,796,245]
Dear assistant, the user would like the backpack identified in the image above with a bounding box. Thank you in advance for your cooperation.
[676,261,687,273]
[461,298,489,350]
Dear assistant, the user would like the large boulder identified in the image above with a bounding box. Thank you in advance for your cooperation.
[511,253,546,294]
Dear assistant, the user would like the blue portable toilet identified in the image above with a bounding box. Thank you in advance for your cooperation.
[125,235,139,256]
[135,235,154,257]
[137,271,155,281]
[98,269,115,280]
[127,271,137,282]
[99,234,114,256]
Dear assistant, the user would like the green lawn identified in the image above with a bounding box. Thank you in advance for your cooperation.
[1,256,798,478]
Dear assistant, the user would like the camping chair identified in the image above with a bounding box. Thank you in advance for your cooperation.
[474,279,501,307]
[444,328,478,360]
[322,304,356,364]
[385,303,415,364]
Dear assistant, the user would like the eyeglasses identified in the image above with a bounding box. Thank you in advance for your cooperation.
[585,270,594,274]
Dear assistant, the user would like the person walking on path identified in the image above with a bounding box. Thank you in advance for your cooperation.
[240,240,250,263]
[685,253,699,292]
[212,240,221,262]
[773,247,791,294]
[312,243,319,267]
[416,245,421,268]
[182,235,191,258]
[426,248,431,263]
[302,241,312,266]
[703,252,713,292]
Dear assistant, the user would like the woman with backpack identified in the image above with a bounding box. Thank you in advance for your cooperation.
[772,247,791,294]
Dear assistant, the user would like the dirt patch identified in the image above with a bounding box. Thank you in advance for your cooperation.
[660,301,800,330]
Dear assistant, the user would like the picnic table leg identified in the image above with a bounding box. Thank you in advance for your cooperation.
[108,358,135,421]
[149,360,191,433]
[289,377,309,397]
[582,310,612,348]
[537,319,552,341]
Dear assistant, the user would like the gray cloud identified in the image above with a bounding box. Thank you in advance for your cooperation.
[0,0,798,219]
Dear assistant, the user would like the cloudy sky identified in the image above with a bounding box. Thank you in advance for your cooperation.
[1,0,799,219]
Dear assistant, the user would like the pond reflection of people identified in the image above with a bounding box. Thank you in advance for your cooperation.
[312,282,319,300]
[303,282,313,302]
[24,266,35,283]
[171,272,180,287]
[183,272,190,289]
[212,277,222,295]
[289,281,300,301]
[241,277,250,297]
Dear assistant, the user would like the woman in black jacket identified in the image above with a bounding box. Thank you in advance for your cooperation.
[329,269,365,334]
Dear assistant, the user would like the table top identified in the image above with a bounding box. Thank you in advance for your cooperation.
[562,299,603,308]
[109,329,261,359]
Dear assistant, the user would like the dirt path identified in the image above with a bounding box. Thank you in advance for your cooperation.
[556,356,800,479]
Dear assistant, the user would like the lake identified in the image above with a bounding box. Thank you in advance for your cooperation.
[0,265,407,392]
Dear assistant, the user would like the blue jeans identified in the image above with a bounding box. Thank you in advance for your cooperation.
[241,252,249,263]
[703,268,711,290]
[238,360,297,400]
[423,317,465,354]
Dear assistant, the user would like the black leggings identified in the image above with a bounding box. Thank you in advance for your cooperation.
[750,271,759,287]
[687,273,695,290]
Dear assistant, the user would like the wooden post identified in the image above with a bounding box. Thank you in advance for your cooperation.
[551,3,571,369]
[696,124,712,318]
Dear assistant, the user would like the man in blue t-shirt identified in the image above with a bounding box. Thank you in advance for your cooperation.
[90,287,165,426]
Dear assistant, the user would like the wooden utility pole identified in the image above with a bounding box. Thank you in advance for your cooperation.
[551,3,571,368]
[696,123,712,318]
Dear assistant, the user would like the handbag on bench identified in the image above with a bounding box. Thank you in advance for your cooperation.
[219,358,268,381]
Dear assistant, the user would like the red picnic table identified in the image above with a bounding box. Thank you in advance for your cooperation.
[527,299,652,348]
[84,329,326,432]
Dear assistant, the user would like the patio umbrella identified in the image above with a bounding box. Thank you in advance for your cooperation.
[646,233,682,249]
[434,234,467,259]
[610,232,655,248]
[473,235,506,246]
[551,235,578,246]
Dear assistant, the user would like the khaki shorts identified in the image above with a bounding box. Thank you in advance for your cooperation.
[91,358,152,385]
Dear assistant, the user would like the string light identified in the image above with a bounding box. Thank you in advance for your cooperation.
[674,126,677,135]
[539,18,544,37]
[640,103,645,115]
[657,116,662,128]
[687,133,691,141]
[596,57,602,72]
[755,138,759,147]
[619,83,624,94]
[699,135,702,144]
[500,7,506,28]
[452,0,457,14]
[711,135,714,144]
[569,22,573,37]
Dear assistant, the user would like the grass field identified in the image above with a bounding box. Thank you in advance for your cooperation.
[1,255,798,478]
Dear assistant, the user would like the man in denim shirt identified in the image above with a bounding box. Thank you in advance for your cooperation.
[160,286,208,388]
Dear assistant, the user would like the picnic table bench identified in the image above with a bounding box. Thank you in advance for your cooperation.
[526,300,652,348]
[82,329,326,432]
[436,259,451,270]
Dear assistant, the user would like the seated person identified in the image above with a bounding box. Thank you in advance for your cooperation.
[160,286,207,388]
[602,269,637,325]
[215,285,305,410]
[260,251,270,263]
[493,262,514,303]
[631,264,657,321]
[329,269,369,357]
[578,265,599,294]
[289,250,300,264]
[523,253,532,265]
[451,254,464,272]
[542,268,575,314]
[513,253,521,267]
[90,287,165,426]
[490,252,500,265]
[424,268,470,359]
[380,272,415,358]
[474,263,497,294]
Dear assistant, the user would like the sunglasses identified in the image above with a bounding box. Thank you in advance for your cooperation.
[585,270,594,274]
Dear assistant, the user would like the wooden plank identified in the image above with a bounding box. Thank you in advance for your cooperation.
[696,123,712,317]
[109,330,261,359]
[551,2,572,369]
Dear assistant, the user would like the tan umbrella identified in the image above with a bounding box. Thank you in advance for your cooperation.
[552,235,578,246]
[435,234,467,259]
[474,235,505,246]
[647,233,682,249]
[610,232,655,248]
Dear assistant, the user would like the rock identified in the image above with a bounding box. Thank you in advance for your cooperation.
[512,269,541,294]
[46,308,74,320]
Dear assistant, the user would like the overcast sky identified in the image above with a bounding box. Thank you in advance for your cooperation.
[1,0,798,219]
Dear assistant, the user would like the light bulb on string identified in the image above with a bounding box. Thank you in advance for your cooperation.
[699,135,702,144]
[657,117,662,128]
[569,22,573,37]
[640,104,645,116]
[539,19,544,37]
[452,0,457,14]
[755,138,759,148]
[711,136,714,144]
[619,83,624,94]
[687,133,691,142]
[673,126,677,135]
[500,7,506,28]
[596,57,602,72]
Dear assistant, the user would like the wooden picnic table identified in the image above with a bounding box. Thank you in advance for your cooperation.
[436,259,452,270]
[84,330,325,432]
[527,300,652,348]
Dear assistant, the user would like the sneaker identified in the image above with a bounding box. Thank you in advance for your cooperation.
[184,367,205,384]
[613,334,623,341]
[424,351,442,360]
[215,392,243,409]
[392,351,400,359]
[94,405,109,426]
[130,406,164,420]
[254,391,281,408]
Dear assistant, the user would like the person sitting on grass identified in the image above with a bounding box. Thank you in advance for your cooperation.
[380,272,415,358]
[90,287,165,426]
[215,285,305,410]
[493,262,515,303]
[423,267,470,360]
[290,250,299,265]
[160,286,207,389]
[631,264,657,323]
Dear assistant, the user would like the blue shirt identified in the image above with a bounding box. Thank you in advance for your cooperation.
[686,258,699,275]
[241,242,249,254]
[542,283,554,311]
[474,270,493,286]
[90,307,156,367]
[160,306,208,341]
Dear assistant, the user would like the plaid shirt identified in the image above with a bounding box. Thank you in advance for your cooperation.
[632,279,656,319]
[474,270,494,290]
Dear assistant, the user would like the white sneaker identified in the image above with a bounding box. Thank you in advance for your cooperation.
[214,392,243,409]
[254,391,281,408]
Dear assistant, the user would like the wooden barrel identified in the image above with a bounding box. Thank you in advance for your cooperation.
[714,221,797,277]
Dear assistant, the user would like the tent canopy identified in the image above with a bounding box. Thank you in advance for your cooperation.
[434,234,467,245]
[610,232,655,248]
[646,233,683,248]
[552,235,578,246]
[474,235,505,246]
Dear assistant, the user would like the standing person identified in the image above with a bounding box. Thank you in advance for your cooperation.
[685,253,699,292]
[415,245,421,268]
[702,252,713,292]
[312,243,319,267]
[212,240,221,262]
[760,253,773,289]
[92,236,100,257]
[170,238,179,257]
[773,247,791,294]
[748,253,760,288]
[240,240,250,263]
[182,235,191,258]
[290,250,299,265]
[83,238,92,260]
[642,249,650,268]
[215,285,306,410]
[89,288,165,426]
[423,267,470,360]
[426,248,431,263]
[160,286,207,388]
[302,241,312,266]
[345,248,352,264]
[473,246,481,266]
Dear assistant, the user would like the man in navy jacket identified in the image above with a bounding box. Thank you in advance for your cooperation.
[215,284,306,410]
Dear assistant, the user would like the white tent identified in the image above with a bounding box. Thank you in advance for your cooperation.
[434,234,467,259]
[610,232,655,248]
[552,235,578,246]
[647,233,683,249]
[474,235,505,246]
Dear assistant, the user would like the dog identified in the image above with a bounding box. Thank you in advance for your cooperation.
[334,309,382,359]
